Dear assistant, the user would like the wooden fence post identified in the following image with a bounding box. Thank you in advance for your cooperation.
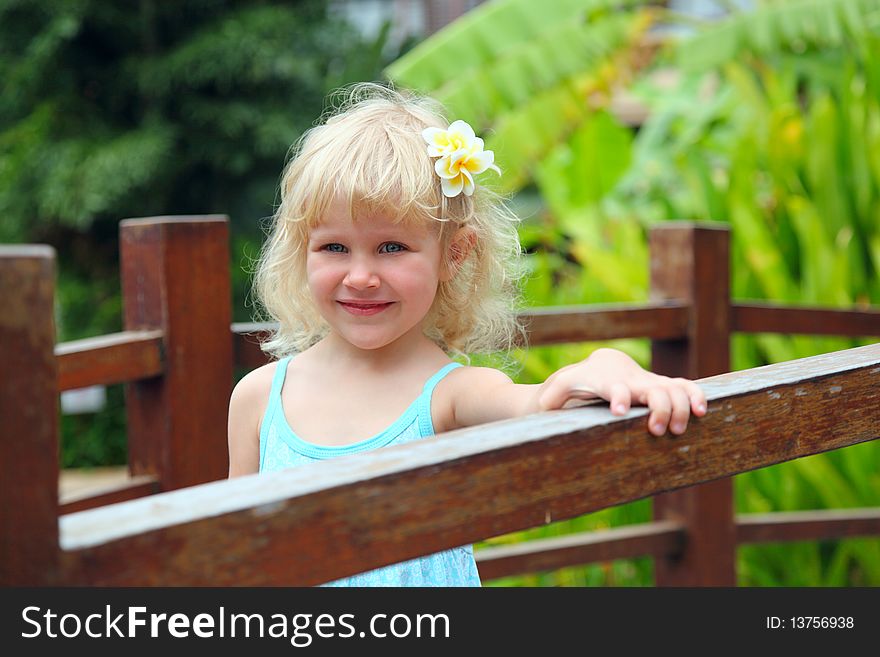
[0,246,60,584]
[649,222,736,586]
[120,217,233,490]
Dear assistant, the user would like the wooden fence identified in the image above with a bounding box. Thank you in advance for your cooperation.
[1,217,879,586]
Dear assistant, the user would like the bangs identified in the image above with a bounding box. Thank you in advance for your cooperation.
[284,100,449,230]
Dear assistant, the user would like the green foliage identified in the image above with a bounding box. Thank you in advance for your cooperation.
[617,5,880,582]
[387,0,655,191]
[736,446,880,586]
[61,385,127,468]
[674,0,880,74]
[388,0,880,586]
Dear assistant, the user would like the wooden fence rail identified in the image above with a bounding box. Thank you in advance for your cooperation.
[2,218,880,586]
[27,344,880,584]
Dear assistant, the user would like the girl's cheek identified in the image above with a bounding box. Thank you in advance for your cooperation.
[306,263,339,292]
[307,257,338,276]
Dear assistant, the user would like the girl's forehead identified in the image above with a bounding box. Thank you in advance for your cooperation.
[310,198,441,238]
[310,216,438,238]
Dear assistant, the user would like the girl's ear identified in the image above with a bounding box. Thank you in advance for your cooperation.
[441,226,477,282]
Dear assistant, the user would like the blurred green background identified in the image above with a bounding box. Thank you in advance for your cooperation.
[4,0,879,585]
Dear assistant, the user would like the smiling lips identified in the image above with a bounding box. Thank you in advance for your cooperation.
[337,300,394,316]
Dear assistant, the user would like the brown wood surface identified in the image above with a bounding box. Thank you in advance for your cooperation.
[234,302,880,373]
[737,508,880,544]
[56,330,164,391]
[650,223,736,585]
[60,476,160,515]
[477,507,880,580]
[0,246,60,585]
[733,303,880,337]
[57,342,880,586]
[121,217,233,490]
[521,302,689,346]
[476,521,684,581]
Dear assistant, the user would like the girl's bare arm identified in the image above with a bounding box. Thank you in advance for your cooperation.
[447,348,707,436]
[227,365,274,477]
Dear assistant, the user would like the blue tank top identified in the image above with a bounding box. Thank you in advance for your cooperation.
[259,356,481,587]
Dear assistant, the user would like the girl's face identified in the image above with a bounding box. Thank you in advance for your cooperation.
[306,197,447,352]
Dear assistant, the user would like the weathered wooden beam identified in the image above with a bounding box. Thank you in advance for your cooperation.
[58,342,880,586]
[0,246,60,585]
[121,217,233,490]
[479,508,880,580]
[737,508,880,544]
[56,330,164,391]
[733,303,880,337]
[234,300,880,374]
[60,476,160,515]
[650,223,736,586]
[520,302,689,346]
[476,521,684,581]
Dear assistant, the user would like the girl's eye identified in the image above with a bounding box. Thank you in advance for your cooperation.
[379,242,407,254]
[322,243,347,253]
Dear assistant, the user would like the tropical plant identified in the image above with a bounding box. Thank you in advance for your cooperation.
[387,0,880,586]
[631,0,880,587]
[386,0,655,193]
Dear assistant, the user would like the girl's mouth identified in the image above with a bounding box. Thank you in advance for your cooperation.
[337,301,394,316]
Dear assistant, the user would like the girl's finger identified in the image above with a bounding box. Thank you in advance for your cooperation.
[689,382,707,415]
[673,378,707,416]
[667,385,691,435]
[645,387,672,436]
[608,382,631,415]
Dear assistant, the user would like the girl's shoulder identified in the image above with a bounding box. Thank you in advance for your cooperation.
[441,364,514,389]
[228,359,286,477]
[229,359,286,422]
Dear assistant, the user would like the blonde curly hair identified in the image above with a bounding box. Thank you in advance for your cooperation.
[254,82,524,358]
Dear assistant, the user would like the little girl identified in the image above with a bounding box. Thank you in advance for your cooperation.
[227,83,706,586]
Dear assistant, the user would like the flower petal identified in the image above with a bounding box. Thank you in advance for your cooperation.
[448,120,476,145]
[462,149,494,174]
[422,127,444,144]
[460,168,475,196]
[424,128,454,157]
[441,175,463,197]
[435,154,459,179]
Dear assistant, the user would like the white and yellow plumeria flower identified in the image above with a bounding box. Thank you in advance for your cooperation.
[422,120,500,197]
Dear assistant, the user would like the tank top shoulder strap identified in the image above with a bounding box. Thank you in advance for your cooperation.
[259,356,293,470]
[416,362,462,438]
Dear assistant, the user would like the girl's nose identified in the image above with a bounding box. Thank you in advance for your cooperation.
[343,258,380,290]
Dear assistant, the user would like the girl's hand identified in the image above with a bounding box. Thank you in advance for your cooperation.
[536,348,707,436]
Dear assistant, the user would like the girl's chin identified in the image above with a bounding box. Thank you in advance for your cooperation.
[346,340,399,352]
[323,318,426,352]
[328,329,401,351]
